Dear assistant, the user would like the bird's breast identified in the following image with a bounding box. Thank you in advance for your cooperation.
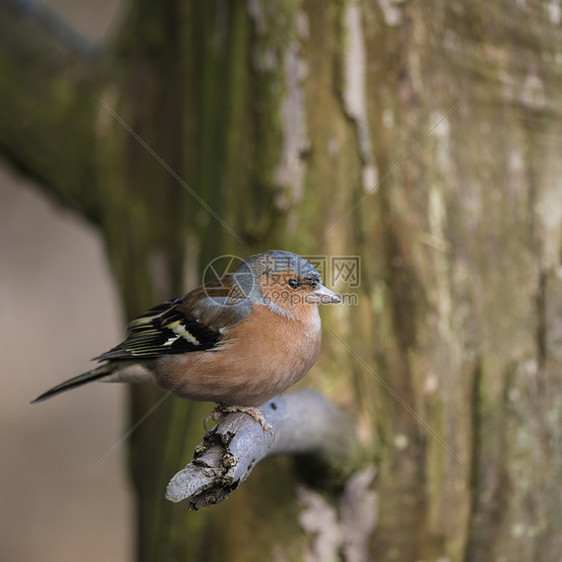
[155,305,322,406]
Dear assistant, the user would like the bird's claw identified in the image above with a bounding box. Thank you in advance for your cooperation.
[203,410,218,430]
[207,404,273,432]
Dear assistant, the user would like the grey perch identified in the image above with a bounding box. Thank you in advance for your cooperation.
[166,390,360,510]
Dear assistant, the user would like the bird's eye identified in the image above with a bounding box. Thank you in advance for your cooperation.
[288,278,300,289]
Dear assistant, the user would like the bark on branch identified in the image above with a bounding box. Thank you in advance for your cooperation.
[166,390,361,510]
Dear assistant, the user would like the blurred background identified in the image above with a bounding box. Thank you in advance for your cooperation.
[2,1,562,561]
[0,1,130,560]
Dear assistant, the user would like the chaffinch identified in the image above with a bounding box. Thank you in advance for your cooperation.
[33,251,342,422]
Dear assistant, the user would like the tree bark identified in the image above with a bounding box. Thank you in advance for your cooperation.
[2,0,562,560]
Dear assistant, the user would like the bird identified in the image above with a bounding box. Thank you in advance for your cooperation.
[32,250,342,427]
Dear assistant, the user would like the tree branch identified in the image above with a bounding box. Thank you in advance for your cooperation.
[166,390,361,510]
[0,0,102,223]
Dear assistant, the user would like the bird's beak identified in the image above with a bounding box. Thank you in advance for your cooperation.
[307,284,342,304]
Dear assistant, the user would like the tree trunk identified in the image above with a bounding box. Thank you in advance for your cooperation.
[2,0,562,560]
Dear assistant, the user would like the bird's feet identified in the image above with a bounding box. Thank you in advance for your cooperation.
[205,404,273,432]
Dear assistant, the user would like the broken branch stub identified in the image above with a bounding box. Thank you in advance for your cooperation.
[166,389,360,510]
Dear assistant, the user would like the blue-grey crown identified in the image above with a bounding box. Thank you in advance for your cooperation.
[231,250,321,299]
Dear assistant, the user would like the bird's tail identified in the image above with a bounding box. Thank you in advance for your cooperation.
[31,364,113,404]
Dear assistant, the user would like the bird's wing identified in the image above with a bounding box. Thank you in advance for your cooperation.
[94,277,253,361]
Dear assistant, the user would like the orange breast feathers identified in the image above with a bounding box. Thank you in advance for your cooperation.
[154,303,322,406]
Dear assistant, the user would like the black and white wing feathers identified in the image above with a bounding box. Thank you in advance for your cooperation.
[94,299,221,361]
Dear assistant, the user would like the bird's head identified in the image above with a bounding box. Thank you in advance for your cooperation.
[231,250,341,318]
